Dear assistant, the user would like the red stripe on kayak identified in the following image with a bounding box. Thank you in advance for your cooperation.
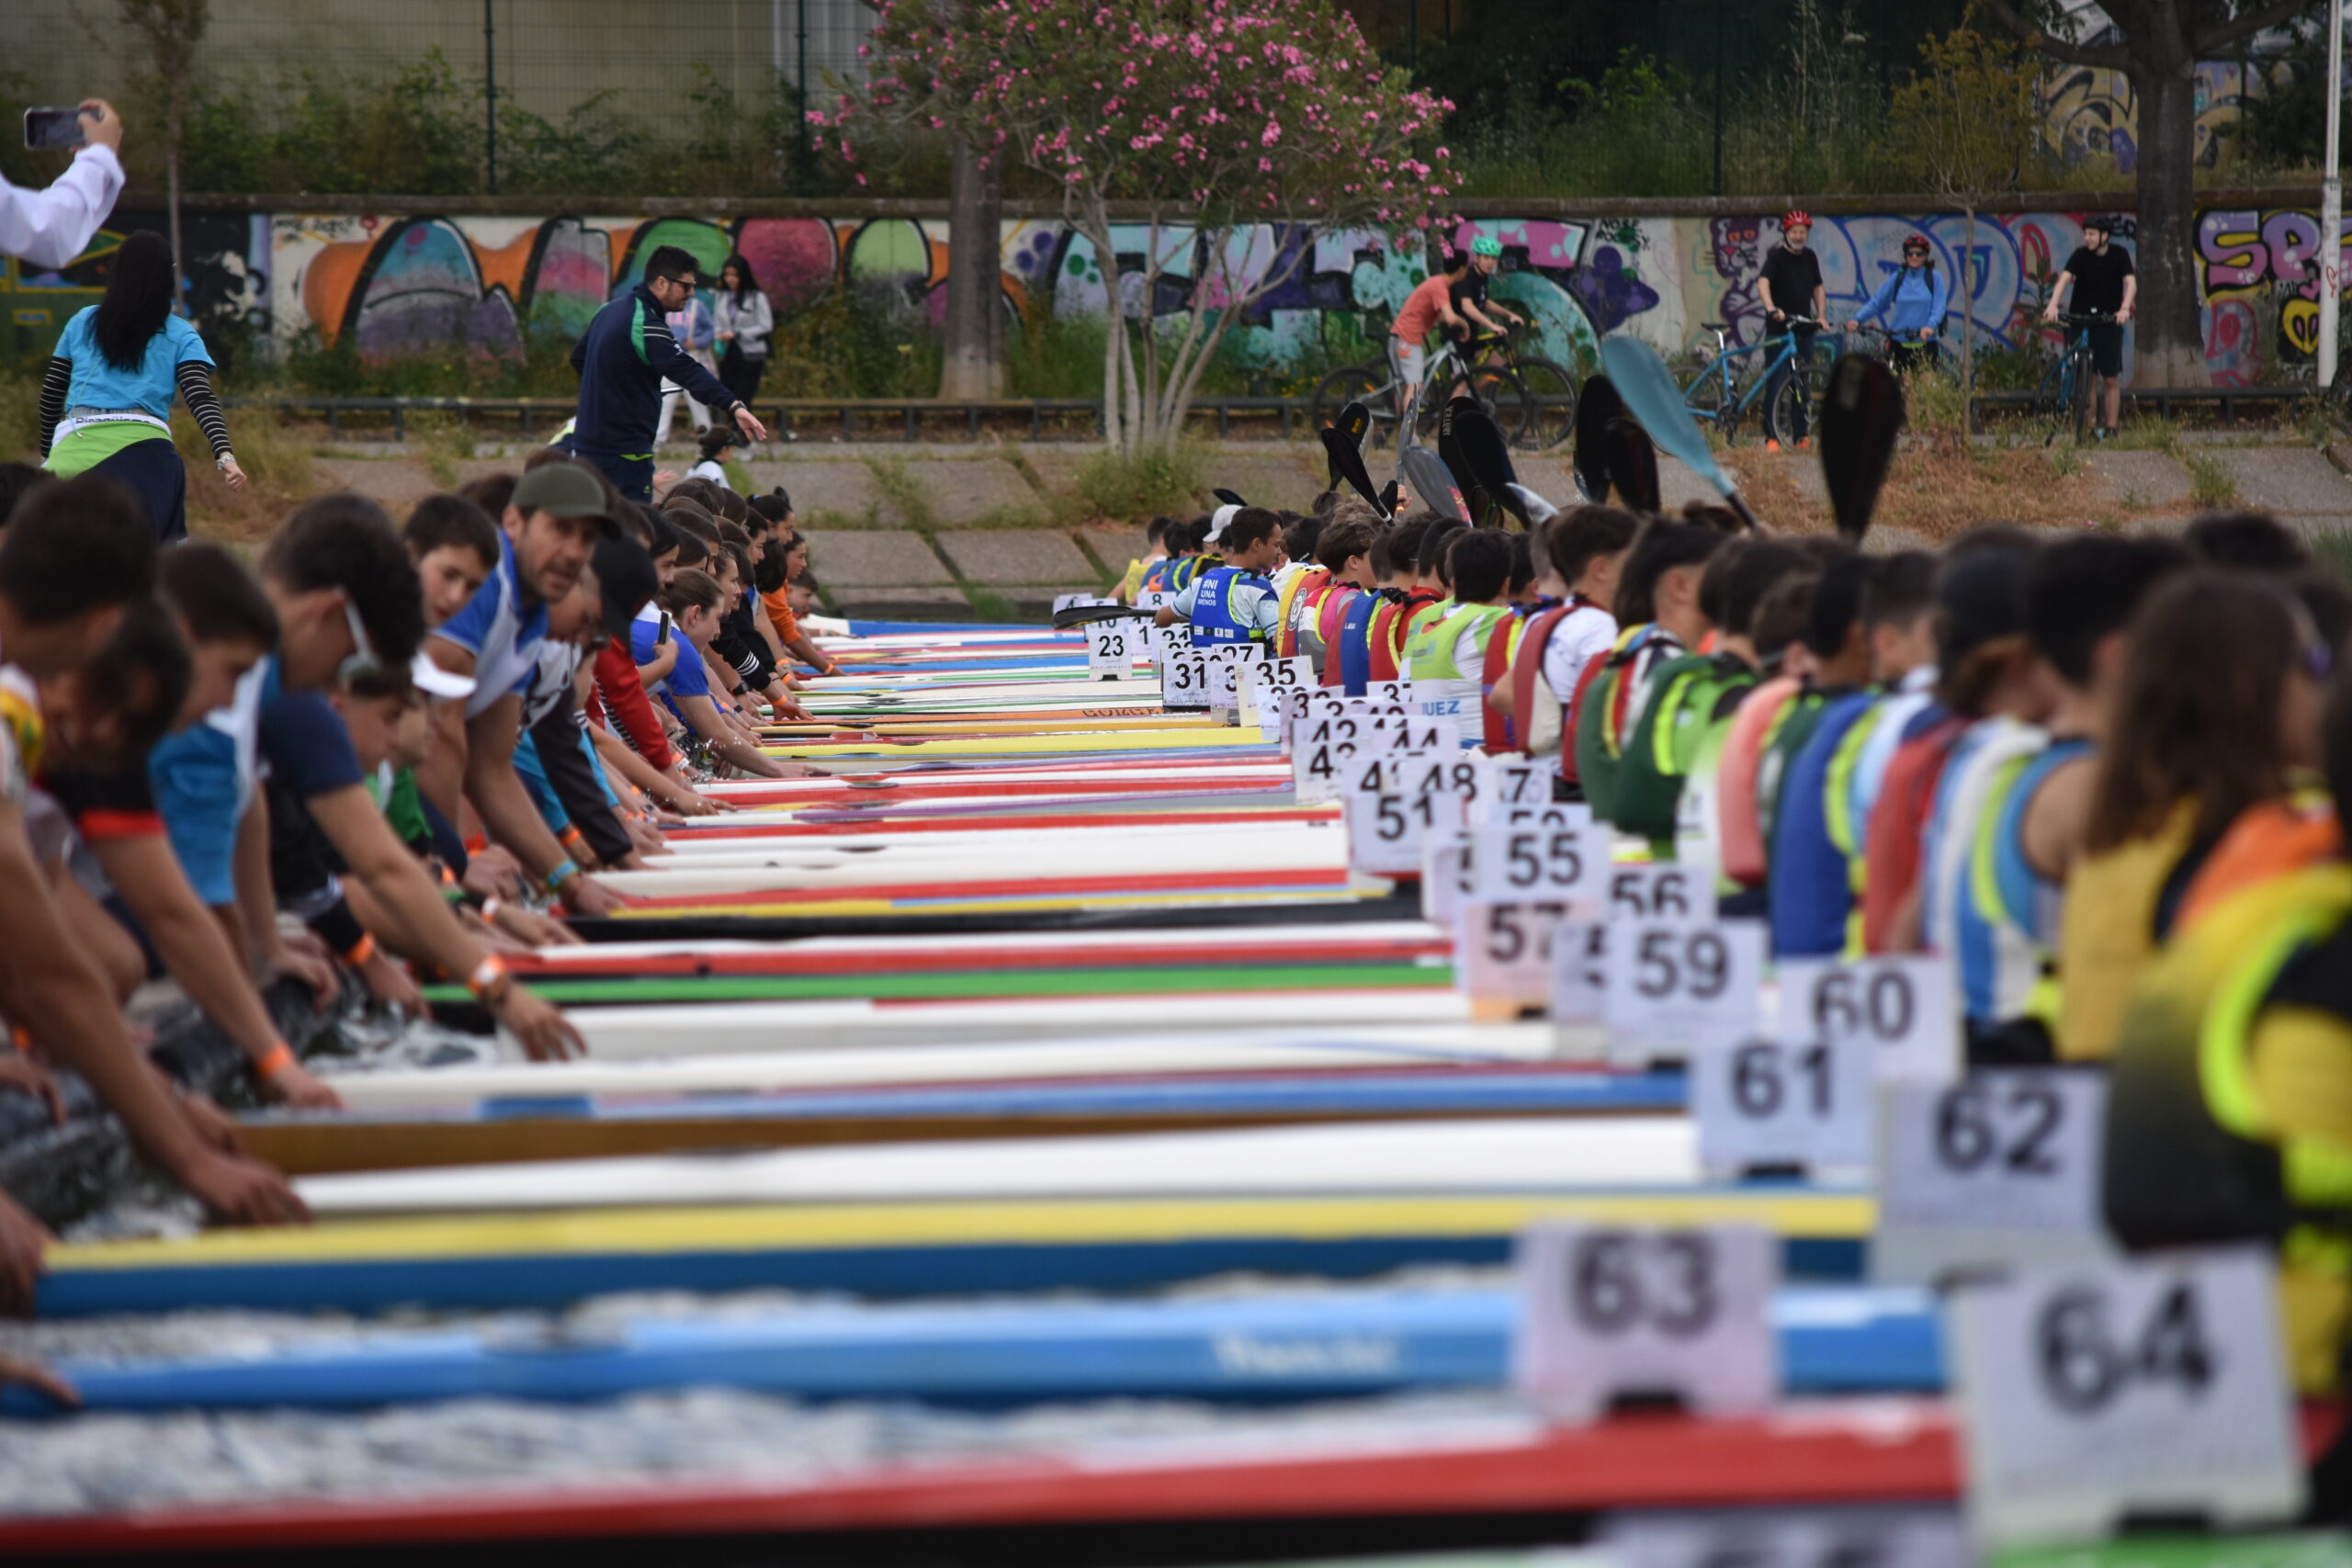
[0,1404,1971,1553]
[511,935,1443,978]
[708,779,1289,807]
[617,865,1351,911]
[660,807,1335,840]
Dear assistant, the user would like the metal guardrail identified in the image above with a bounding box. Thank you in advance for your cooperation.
[1966,384,2316,433]
[221,395,1319,443]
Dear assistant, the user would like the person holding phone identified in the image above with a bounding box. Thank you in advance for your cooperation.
[3,100,123,270]
[38,229,243,542]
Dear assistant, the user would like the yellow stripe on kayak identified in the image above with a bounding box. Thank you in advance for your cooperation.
[51,1190,1876,1271]
[763,729,1269,759]
[607,886,1379,919]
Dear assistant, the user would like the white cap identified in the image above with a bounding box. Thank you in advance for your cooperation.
[1205,503,1241,544]
[411,652,477,700]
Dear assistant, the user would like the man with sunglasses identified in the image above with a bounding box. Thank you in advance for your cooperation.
[570,245,768,502]
[424,461,628,919]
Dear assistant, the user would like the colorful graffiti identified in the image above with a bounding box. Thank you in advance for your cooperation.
[17,202,2348,391]
[2038,61,2269,174]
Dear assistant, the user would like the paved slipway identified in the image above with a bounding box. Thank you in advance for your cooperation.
[292,437,2352,621]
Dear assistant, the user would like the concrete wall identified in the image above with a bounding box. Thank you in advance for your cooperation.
[6,202,2344,389]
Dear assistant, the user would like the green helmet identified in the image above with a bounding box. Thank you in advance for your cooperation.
[1470,236,1502,258]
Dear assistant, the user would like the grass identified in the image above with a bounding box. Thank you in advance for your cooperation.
[1722,442,2110,541]
[1061,444,1206,525]
[405,411,475,489]
[175,411,319,543]
[860,456,939,531]
[2184,451,2241,508]
[2311,528,2352,585]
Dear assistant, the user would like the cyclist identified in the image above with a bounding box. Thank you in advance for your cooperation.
[1848,232,1949,375]
[1449,235,1527,384]
[2041,215,2137,442]
[1386,246,1471,423]
[1758,210,1827,451]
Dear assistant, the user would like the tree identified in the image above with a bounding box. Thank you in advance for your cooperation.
[118,0,209,311]
[1886,17,2041,397]
[822,0,1453,455]
[1979,0,2319,386]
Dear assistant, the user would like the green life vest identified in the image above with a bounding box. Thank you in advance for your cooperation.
[1405,602,1510,682]
[1613,652,1757,847]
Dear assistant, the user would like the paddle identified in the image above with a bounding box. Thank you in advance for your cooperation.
[1603,417,1660,514]
[1211,488,1248,508]
[1320,423,1387,516]
[1336,400,1373,450]
[1599,336,1763,532]
[1817,353,1905,543]
[1050,603,1158,629]
[1437,397,1491,525]
[1450,402,1525,526]
[1504,483,1558,525]
[1398,445,1469,525]
[1574,375,1623,502]
[1377,479,1401,517]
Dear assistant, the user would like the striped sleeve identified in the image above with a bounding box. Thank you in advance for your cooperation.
[175,361,232,460]
[38,356,69,457]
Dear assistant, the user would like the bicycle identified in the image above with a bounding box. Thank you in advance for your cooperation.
[2032,310,2114,446]
[1845,320,1957,384]
[1310,324,1577,452]
[1678,317,1826,446]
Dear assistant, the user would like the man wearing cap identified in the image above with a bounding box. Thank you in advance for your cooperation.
[570,245,768,502]
[424,460,627,919]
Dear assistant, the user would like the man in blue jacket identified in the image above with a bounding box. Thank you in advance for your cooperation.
[568,245,767,501]
[1847,232,1951,375]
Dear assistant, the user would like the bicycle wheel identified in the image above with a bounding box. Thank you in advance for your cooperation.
[2030,355,2074,446]
[1684,360,1741,446]
[1310,361,1396,450]
[1763,364,1823,448]
[1510,356,1577,450]
[1465,365,1534,447]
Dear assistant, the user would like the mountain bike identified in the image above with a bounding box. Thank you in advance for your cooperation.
[1845,320,1957,385]
[1310,324,1576,452]
[2032,310,2113,446]
[1678,317,1826,446]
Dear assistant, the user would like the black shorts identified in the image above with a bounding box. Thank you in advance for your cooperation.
[2086,321,2124,378]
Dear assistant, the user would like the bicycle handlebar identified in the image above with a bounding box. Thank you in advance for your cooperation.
[2052,310,2115,326]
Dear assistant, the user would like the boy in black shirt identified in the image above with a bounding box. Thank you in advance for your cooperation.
[1757,210,1827,449]
[2041,216,2138,441]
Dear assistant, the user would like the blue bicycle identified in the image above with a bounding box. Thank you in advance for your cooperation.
[1679,317,1828,446]
[2033,310,2112,446]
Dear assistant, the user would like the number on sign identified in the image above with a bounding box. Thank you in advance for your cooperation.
[1731,1040,1832,1118]
[2037,1281,2213,1416]
[1376,791,1439,843]
[1571,1230,1720,1340]
[1937,1077,2065,1175]
[1815,967,1916,1043]
[1610,864,1700,921]
[1635,928,1732,1000]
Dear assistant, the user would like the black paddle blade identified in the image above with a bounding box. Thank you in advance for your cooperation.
[1398,444,1469,525]
[1451,404,1523,526]
[1337,400,1373,449]
[1437,397,1489,523]
[1575,375,1624,502]
[1818,354,1905,543]
[1604,416,1660,514]
[1377,479,1401,517]
[1051,604,1159,629]
[1211,488,1247,508]
[1321,425,1385,514]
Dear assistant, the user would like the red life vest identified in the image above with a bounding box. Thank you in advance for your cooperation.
[1314,582,1360,685]
[1275,569,1332,659]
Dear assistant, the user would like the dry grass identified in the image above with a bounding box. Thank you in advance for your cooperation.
[1721,442,2115,542]
[177,412,320,545]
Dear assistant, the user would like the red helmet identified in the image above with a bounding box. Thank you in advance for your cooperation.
[1782,209,1813,231]
[1904,231,1931,250]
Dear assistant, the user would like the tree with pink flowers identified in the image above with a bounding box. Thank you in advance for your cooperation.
[820,0,1453,457]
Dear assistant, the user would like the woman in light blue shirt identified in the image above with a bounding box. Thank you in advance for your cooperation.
[1848,232,1951,376]
[36,230,242,541]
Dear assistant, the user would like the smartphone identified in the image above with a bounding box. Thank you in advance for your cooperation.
[23,107,85,152]
[656,615,673,646]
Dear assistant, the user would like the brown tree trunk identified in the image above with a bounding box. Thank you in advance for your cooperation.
[938,141,1004,400]
[2132,59,2208,387]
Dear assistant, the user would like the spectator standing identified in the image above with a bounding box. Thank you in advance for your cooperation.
[569,245,763,502]
[37,231,243,542]
[713,254,774,406]
[1757,211,1826,451]
[2041,216,2138,443]
[656,284,720,445]
[0,100,122,270]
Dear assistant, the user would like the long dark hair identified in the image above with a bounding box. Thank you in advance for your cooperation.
[2085,572,2309,854]
[719,253,761,305]
[95,231,176,373]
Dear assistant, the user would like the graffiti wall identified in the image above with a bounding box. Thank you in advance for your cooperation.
[2037,61,2273,175]
[13,203,2346,389]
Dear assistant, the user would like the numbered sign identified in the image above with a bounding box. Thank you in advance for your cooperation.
[1454,898,1570,1010]
[1054,592,1115,615]
[1366,711,1449,756]
[1551,921,1608,1037]
[1344,786,1442,875]
[1468,757,1550,826]
[1397,750,1484,805]
[1513,1222,1778,1423]
[1263,655,1313,692]
[1605,919,1766,1066]
[1471,817,1595,906]
[1950,1247,2303,1547]
[1365,678,1419,708]
[1291,717,1359,803]
[1162,648,1211,711]
[1874,1069,2109,1284]
[1690,1035,1875,1179]
[1776,954,1960,1084]
[1086,620,1139,680]
[1421,827,1477,926]
[1606,863,1714,925]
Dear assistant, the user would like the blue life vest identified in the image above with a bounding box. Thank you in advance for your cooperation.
[1188,566,1273,645]
[1335,593,1381,694]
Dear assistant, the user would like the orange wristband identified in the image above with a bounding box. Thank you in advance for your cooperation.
[255,1041,295,1077]
[344,931,377,966]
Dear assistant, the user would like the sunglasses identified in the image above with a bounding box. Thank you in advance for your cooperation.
[340,595,389,687]
[1904,247,1928,256]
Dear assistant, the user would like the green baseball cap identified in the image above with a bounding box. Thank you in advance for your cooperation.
[511,460,624,539]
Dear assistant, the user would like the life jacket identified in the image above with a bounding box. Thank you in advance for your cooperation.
[1956,736,2095,1026]
[1311,581,1359,675]
[1186,565,1274,646]
[1921,718,2052,984]
[1755,682,1842,852]
[1506,597,1612,762]
[1481,602,1549,753]
[2177,790,2342,935]
[2058,800,2201,1063]
[2102,862,2352,1392]
[1572,623,1677,827]
[1368,588,1443,682]
[1170,554,1221,593]
[1860,712,1968,953]
[1766,689,1884,960]
[1615,651,1757,848]
[1714,674,1802,891]
[1138,555,1187,594]
[1276,569,1332,658]
[1326,589,1381,694]
[1408,602,1511,747]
